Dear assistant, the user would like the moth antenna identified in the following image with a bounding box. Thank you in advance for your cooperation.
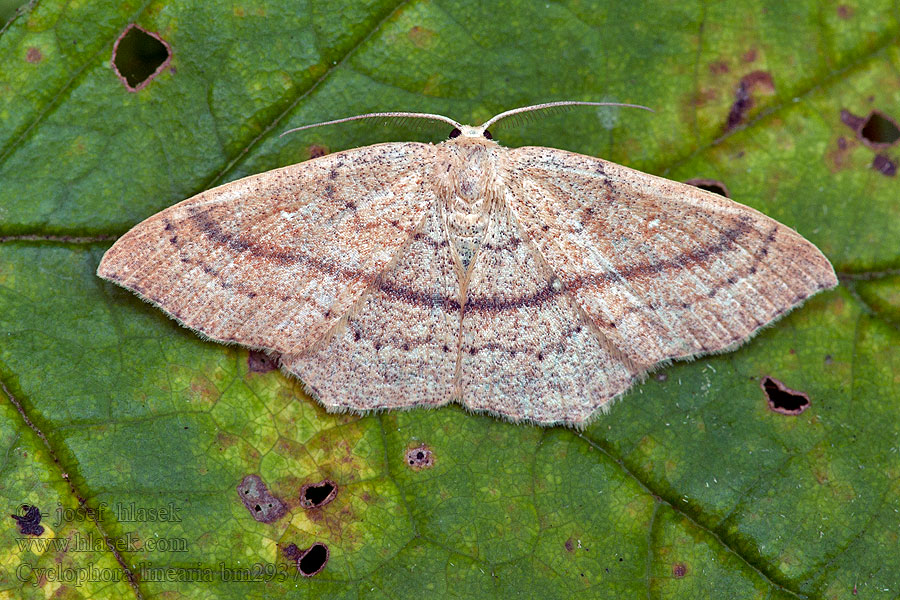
[280,112,463,137]
[504,105,567,130]
[480,101,654,132]
[382,115,448,135]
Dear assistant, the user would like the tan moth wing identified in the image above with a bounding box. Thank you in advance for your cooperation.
[457,202,636,425]
[283,196,461,410]
[98,143,439,358]
[503,147,838,375]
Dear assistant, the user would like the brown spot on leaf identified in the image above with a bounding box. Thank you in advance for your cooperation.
[406,444,435,470]
[690,87,719,109]
[283,543,301,560]
[724,71,775,133]
[655,372,668,382]
[112,24,172,92]
[308,144,329,159]
[299,489,363,547]
[276,436,305,458]
[673,562,688,577]
[237,475,287,523]
[565,538,574,552]
[11,505,44,536]
[837,4,854,19]
[725,83,753,131]
[216,431,237,450]
[305,507,323,523]
[743,70,775,91]
[296,425,369,485]
[248,350,277,373]
[813,464,829,485]
[709,61,729,75]
[826,135,856,172]
[742,48,758,63]
[873,154,897,177]
[761,377,810,415]
[25,47,43,63]
[407,26,436,49]
[840,109,866,131]
[299,479,338,509]
[297,542,329,577]
[189,374,218,406]
[685,178,730,198]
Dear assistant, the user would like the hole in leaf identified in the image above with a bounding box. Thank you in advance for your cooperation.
[685,178,731,198]
[10,504,44,536]
[297,542,329,577]
[841,109,900,149]
[299,479,338,509]
[112,24,171,92]
[761,376,810,415]
[405,444,435,471]
[860,112,900,146]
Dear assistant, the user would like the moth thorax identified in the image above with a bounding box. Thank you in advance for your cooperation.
[454,167,488,203]
[438,140,501,203]
[437,141,501,271]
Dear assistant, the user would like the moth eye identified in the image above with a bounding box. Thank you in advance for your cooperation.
[449,128,461,139]
[483,129,493,140]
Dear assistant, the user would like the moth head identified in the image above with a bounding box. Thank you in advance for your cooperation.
[449,125,494,141]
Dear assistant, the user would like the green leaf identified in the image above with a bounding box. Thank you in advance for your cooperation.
[1,1,898,598]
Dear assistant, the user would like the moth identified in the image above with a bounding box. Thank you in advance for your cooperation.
[97,102,837,426]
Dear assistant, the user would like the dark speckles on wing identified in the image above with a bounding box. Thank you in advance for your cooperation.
[378,280,461,312]
[465,280,560,312]
[180,198,769,321]
[377,215,765,313]
[566,215,754,292]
